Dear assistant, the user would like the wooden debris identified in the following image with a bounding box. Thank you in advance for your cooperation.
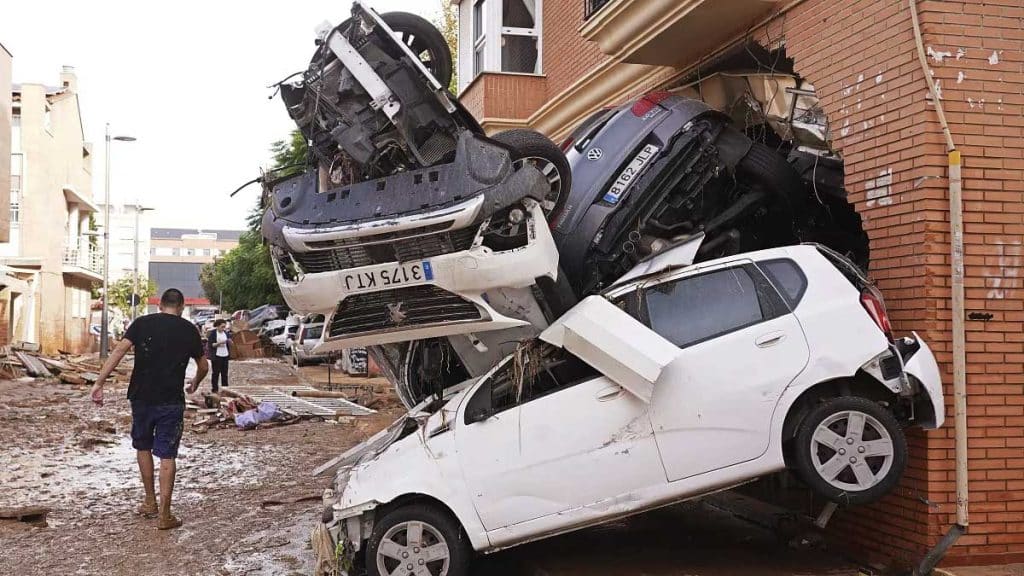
[37,357,71,373]
[259,493,321,508]
[0,506,50,526]
[13,351,51,378]
[59,372,88,386]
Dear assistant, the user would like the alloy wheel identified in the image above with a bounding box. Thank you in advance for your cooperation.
[376,520,452,576]
[809,409,895,492]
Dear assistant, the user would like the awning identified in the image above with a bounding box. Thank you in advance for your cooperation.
[0,265,31,293]
[63,185,100,213]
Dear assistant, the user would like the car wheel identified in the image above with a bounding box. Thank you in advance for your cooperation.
[380,12,454,91]
[366,504,470,576]
[793,396,907,505]
[491,129,572,218]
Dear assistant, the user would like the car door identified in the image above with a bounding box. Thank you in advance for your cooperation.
[455,359,526,531]
[644,260,810,482]
[455,346,664,531]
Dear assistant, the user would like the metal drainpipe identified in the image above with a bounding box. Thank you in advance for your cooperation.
[908,0,968,572]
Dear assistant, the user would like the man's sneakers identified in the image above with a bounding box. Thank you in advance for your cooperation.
[157,512,183,530]
[137,499,158,518]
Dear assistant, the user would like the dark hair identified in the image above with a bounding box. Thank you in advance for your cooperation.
[213,319,226,327]
[160,288,185,309]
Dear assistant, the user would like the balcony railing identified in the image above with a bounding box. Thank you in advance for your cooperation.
[63,246,103,274]
[585,0,613,19]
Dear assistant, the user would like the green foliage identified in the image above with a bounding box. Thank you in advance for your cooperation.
[269,130,309,179]
[207,231,284,311]
[437,0,459,94]
[108,274,157,317]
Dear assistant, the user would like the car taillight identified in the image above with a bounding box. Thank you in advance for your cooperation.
[631,91,672,117]
[860,287,893,341]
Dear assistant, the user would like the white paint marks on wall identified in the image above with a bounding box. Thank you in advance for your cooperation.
[841,119,851,137]
[927,46,953,63]
[856,73,864,91]
[985,239,1022,300]
[968,97,976,108]
[957,71,966,84]
[956,47,966,60]
[865,168,894,208]
[876,72,884,84]
[989,50,1001,65]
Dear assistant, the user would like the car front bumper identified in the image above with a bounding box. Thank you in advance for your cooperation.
[900,332,945,429]
[273,203,558,350]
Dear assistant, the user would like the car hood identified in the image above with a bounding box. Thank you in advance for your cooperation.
[313,379,476,479]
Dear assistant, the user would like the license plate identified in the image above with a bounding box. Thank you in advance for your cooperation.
[603,144,660,205]
[343,261,434,293]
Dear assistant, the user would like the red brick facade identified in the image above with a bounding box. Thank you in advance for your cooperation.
[459,0,1024,568]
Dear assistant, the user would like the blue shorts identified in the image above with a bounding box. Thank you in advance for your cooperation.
[130,402,185,459]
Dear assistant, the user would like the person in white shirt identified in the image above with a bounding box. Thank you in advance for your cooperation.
[206,319,232,392]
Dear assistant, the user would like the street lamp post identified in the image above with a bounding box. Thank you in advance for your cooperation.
[100,124,137,358]
[131,203,155,321]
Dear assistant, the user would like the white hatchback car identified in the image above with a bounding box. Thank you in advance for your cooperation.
[312,244,944,576]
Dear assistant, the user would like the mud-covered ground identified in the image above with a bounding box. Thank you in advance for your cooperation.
[1,358,861,576]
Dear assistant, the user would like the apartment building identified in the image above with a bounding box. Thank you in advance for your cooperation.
[100,201,153,283]
[149,227,241,303]
[0,42,11,244]
[0,66,98,354]
[456,0,1024,568]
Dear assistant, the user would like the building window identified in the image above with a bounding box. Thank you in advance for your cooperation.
[172,248,181,256]
[463,0,541,84]
[185,248,195,257]
[500,0,540,74]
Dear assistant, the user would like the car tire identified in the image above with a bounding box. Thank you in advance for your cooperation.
[491,129,572,218]
[366,504,470,576]
[792,396,907,505]
[736,141,807,224]
[380,12,454,91]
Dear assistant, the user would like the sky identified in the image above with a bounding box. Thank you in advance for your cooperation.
[2,0,442,231]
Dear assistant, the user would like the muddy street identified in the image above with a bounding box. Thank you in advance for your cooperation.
[0,357,861,576]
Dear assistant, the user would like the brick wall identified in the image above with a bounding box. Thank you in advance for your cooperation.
[464,0,1024,566]
[768,0,1024,565]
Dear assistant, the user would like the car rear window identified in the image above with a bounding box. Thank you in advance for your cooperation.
[758,258,808,309]
[815,245,869,289]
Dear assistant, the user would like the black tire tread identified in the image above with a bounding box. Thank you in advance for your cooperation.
[490,129,572,216]
[381,12,454,91]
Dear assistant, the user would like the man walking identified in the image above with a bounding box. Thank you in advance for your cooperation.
[90,288,208,530]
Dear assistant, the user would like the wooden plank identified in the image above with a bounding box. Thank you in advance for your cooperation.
[13,351,51,378]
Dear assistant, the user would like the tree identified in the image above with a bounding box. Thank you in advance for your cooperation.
[108,273,157,318]
[207,232,284,311]
[436,0,459,94]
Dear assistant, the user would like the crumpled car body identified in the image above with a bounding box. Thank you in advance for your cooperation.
[555,92,868,296]
[263,2,561,350]
[312,242,944,574]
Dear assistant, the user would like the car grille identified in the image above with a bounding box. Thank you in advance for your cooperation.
[328,285,483,338]
[293,227,477,273]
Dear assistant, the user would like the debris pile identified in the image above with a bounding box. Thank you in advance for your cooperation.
[186,385,376,432]
[229,330,278,360]
[0,345,129,385]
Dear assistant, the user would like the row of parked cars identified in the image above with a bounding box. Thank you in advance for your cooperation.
[256,4,945,575]
[190,306,331,365]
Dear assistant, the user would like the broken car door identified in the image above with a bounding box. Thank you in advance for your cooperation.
[514,346,664,525]
[645,260,810,481]
[455,359,525,531]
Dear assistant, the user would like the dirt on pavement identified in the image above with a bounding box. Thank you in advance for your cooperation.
[0,358,404,576]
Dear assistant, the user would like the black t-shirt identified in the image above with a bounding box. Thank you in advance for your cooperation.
[125,313,204,406]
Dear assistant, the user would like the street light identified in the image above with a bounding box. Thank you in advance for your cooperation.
[100,124,137,359]
[131,203,155,321]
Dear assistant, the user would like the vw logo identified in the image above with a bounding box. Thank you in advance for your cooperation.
[586,147,603,161]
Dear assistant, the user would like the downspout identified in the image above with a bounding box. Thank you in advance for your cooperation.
[908,0,968,573]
